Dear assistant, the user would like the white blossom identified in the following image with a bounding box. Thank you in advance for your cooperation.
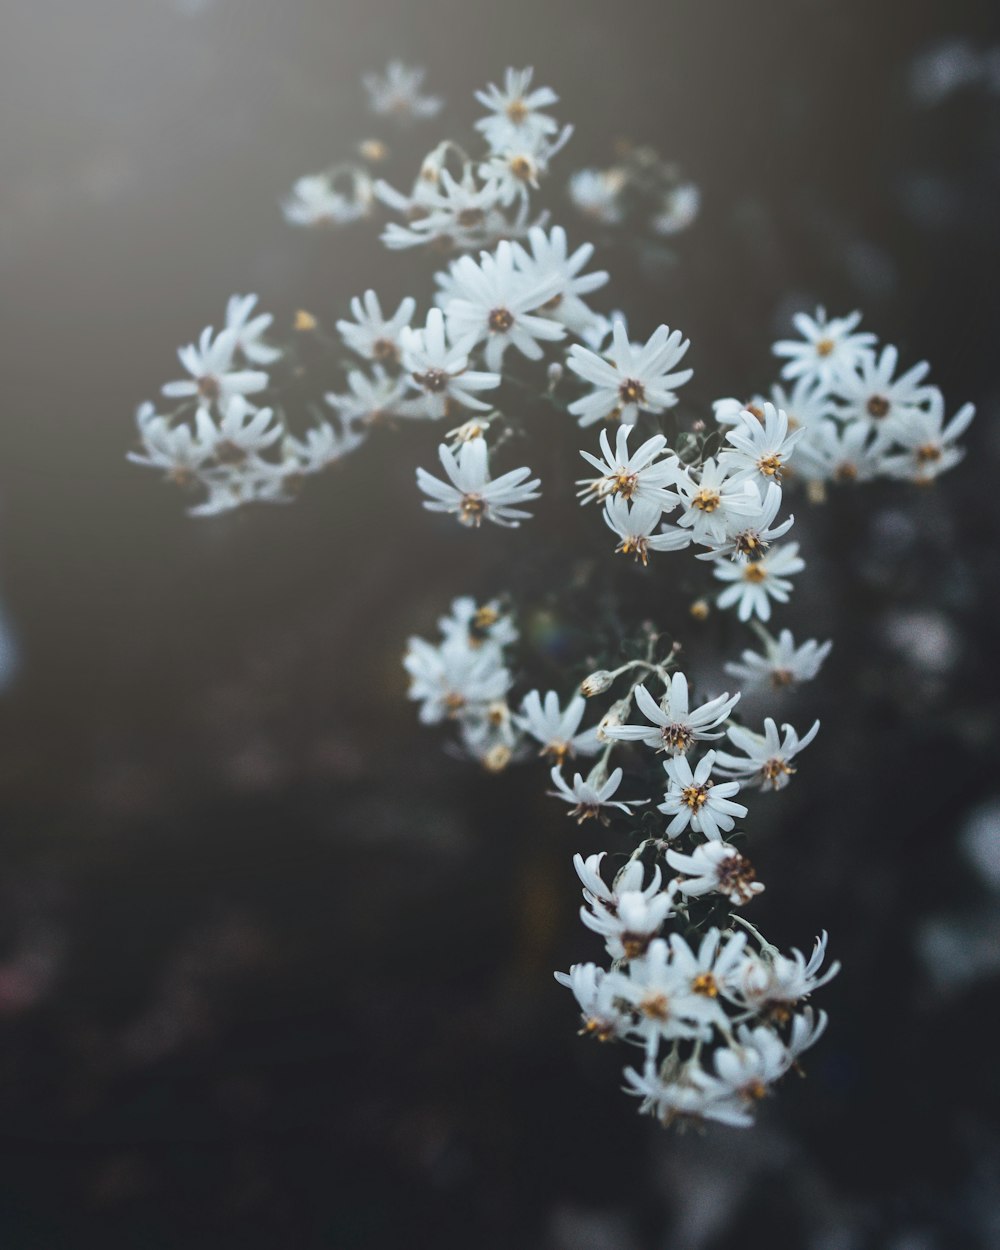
[363,61,442,122]
[714,716,821,790]
[725,629,832,691]
[772,307,876,386]
[415,438,540,528]
[604,675,739,755]
[657,750,747,840]
[566,320,693,427]
[666,841,765,906]
[713,541,805,622]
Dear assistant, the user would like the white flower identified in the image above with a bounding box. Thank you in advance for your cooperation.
[224,294,282,366]
[283,169,374,227]
[404,635,511,725]
[400,308,501,419]
[416,438,541,528]
[693,481,794,562]
[554,963,630,1041]
[734,933,840,1017]
[363,60,442,121]
[650,183,700,235]
[772,307,876,386]
[336,290,417,364]
[281,421,365,475]
[581,881,677,961]
[128,404,216,487]
[607,939,716,1051]
[381,167,509,252]
[516,690,601,760]
[185,463,291,517]
[438,597,518,651]
[623,1059,753,1129]
[566,320,693,427]
[725,629,832,691]
[657,750,747,840]
[667,928,748,1006]
[830,343,934,435]
[770,375,834,432]
[548,765,642,823]
[578,424,679,506]
[477,127,573,207]
[674,459,764,548]
[573,850,661,915]
[713,541,805,622]
[603,495,692,564]
[444,241,566,372]
[568,168,626,225]
[880,394,975,484]
[510,225,608,336]
[714,716,820,790]
[200,395,284,463]
[793,419,891,484]
[325,366,409,427]
[718,402,804,486]
[161,326,269,406]
[475,66,560,153]
[710,1026,793,1107]
[666,841,765,906]
[603,674,740,755]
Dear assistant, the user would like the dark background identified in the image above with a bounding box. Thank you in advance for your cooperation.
[1,0,999,1246]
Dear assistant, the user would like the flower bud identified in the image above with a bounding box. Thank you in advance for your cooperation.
[580,669,615,697]
[597,697,631,741]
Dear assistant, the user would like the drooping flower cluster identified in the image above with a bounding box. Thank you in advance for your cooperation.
[131,61,977,1131]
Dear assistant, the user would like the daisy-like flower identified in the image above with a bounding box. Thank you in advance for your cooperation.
[578,424,679,506]
[694,481,794,563]
[666,841,765,907]
[713,542,805,622]
[381,166,509,252]
[714,716,820,790]
[200,395,284,464]
[674,459,763,549]
[186,463,291,517]
[224,294,282,366]
[718,403,804,486]
[475,66,560,153]
[554,963,631,1042]
[770,375,834,432]
[438,597,518,651]
[793,419,890,484]
[568,168,627,225]
[709,1026,793,1108]
[161,327,269,406]
[712,394,769,427]
[667,929,748,1007]
[415,438,541,528]
[734,933,840,1020]
[362,60,442,122]
[603,495,692,564]
[566,320,693,427]
[657,749,747,841]
[404,635,512,725]
[623,1059,753,1129]
[478,126,573,207]
[128,404,217,489]
[573,850,662,916]
[510,225,608,336]
[880,394,975,484]
[282,169,374,227]
[581,881,677,961]
[325,366,409,428]
[399,309,501,419]
[281,421,365,476]
[830,343,934,435]
[548,765,643,823]
[725,629,832,691]
[516,690,602,761]
[772,307,876,386]
[444,241,566,371]
[604,674,740,756]
[336,291,417,365]
[607,940,716,1052]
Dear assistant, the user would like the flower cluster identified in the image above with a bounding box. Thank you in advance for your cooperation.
[714,308,976,489]
[131,61,977,1131]
[128,295,366,515]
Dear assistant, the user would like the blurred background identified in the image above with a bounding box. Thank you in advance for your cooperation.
[2,0,1000,1245]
